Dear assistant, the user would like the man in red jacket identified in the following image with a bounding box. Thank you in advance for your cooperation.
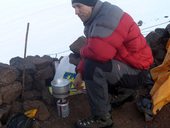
[72,0,153,127]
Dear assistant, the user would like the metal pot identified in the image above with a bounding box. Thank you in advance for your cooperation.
[51,78,70,99]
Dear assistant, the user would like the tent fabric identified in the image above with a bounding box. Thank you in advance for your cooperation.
[150,39,170,115]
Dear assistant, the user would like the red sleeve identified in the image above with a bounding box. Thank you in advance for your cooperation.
[80,37,117,62]
[76,59,84,75]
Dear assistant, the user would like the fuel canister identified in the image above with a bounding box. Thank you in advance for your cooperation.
[57,99,69,118]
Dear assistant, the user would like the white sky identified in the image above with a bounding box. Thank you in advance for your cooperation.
[0,0,169,64]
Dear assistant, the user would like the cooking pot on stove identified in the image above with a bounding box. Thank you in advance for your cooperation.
[51,78,70,99]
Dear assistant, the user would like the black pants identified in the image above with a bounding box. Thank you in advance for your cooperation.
[83,59,146,116]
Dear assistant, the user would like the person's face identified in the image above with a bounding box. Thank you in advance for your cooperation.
[72,3,93,22]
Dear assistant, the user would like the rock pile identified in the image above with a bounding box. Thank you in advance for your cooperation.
[146,23,170,68]
[0,55,57,127]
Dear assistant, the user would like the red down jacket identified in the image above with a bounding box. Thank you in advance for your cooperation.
[77,6,153,74]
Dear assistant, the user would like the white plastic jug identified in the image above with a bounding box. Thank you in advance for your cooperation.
[52,56,76,83]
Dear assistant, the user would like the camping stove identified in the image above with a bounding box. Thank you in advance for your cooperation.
[51,78,70,118]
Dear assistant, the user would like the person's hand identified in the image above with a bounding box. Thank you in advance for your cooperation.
[73,73,83,90]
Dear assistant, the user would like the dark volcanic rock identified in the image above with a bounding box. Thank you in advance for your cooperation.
[0,63,17,85]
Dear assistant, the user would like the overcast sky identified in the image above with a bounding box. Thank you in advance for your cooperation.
[0,0,169,64]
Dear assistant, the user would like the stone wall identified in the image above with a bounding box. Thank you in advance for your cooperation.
[0,55,57,127]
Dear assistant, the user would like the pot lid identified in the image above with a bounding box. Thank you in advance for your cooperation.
[51,78,70,87]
